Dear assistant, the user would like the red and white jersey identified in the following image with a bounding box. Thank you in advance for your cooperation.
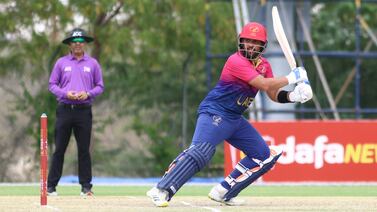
[198,52,273,118]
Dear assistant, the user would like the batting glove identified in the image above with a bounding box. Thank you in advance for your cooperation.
[289,82,313,103]
[286,67,309,85]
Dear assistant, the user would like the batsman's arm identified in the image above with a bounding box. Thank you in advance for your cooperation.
[248,75,288,92]
[265,83,313,104]
[248,66,308,92]
[267,88,297,103]
[267,88,284,103]
[266,87,298,104]
[251,77,292,103]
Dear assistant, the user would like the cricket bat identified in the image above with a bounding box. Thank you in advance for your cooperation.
[272,6,313,102]
[272,6,297,70]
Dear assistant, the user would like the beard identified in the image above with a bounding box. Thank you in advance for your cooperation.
[240,49,260,61]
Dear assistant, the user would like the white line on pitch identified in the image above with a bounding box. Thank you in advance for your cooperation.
[33,202,61,211]
[126,196,137,199]
[181,201,221,212]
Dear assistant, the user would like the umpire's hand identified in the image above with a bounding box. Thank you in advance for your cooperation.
[67,91,78,100]
[76,91,89,100]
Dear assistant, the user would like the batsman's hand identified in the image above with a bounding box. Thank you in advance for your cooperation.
[289,82,313,103]
[286,67,309,85]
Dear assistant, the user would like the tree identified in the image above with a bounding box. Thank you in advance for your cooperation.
[301,2,377,119]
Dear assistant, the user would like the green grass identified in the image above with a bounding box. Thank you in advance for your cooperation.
[1,185,376,196]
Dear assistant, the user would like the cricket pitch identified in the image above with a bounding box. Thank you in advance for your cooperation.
[1,196,376,212]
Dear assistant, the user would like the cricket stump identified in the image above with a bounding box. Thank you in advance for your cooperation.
[40,113,48,206]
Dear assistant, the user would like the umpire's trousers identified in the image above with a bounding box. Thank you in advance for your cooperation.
[48,103,93,189]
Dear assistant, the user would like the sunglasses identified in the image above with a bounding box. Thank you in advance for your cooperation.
[70,37,85,43]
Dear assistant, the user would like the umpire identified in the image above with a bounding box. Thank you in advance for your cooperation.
[47,28,104,196]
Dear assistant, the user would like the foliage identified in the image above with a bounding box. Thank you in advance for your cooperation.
[0,0,223,177]
[301,2,377,119]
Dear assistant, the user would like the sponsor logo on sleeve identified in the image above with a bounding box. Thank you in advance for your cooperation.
[83,66,91,72]
[64,66,72,72]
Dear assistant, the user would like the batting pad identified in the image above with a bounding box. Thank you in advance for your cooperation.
[224,146,283,200]
[157,142,215,200]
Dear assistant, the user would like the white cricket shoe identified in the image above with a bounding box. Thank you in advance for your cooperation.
[146,187,169,207]
[208,184,244,206]
[47,187,58,196]
[222,197,245,206]
[208,184,228,202]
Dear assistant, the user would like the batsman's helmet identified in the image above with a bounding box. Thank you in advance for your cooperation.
[238,22,268,61]
[62,28,94,44]
[239,22,267,43]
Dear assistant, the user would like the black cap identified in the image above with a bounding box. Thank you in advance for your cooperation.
[62,28,94,44]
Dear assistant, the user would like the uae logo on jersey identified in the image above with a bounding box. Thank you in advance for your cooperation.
[212,115,222,126]
[256,65,266,75]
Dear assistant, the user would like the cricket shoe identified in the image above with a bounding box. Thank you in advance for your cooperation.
[80,187,94,196]
[208,184,245,206]
[146,187,169,207]
[47,187,58,196]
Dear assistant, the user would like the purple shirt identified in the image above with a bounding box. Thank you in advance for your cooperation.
[49,53,104,104]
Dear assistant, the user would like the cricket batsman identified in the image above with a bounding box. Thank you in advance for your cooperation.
[147,22,313,207]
